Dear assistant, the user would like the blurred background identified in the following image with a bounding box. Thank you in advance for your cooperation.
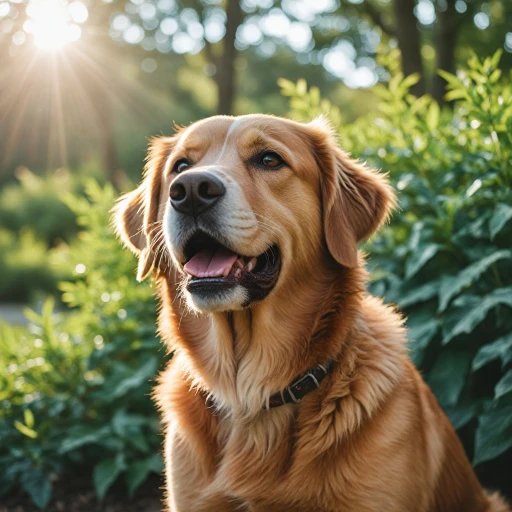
[0,0,511,510]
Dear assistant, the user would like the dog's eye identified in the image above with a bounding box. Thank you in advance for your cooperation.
[173,159,192,174]
[258,152,284,170]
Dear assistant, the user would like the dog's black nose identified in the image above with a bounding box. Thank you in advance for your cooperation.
[169,172,226,216]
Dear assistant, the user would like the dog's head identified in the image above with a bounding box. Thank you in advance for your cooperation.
[114,115,395,313]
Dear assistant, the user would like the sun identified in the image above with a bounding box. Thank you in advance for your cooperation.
[24,0,88,50]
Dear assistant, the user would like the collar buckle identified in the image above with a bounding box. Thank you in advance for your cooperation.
[266,361,333,409]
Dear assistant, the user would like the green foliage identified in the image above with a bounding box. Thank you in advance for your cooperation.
[282,51,512,473]
[0,182,163,507]
[0,168,78,244]
[0,167,84,302]
[278,78,343,128]
[0,228,67,303]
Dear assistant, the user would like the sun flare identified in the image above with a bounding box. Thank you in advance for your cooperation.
[25,0,87,50]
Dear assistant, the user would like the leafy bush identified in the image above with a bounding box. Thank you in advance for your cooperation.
[0,167,80,302]
[0,168,78,245]
[282,50,512,486]
[0,228,68,303]
[0,182,163,508]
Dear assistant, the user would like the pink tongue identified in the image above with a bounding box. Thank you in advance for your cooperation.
[184,248,238,278]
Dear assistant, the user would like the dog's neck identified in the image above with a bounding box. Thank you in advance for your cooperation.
[157,261,367,418]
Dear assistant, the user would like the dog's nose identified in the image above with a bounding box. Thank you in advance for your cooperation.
[169,172,226,216]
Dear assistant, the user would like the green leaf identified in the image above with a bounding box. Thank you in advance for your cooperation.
[277,78,296,96]
[443,288,512,344]
[495,370,512,400]
[489,69,502,84]
[21,469,52,509]
[58,425,111,454]
[14,421,38,439]
[389,72,404,94]
[444,89,469,102]
[489,49,503,69]
[111,409,147,437]
[473,332,512,371]
[408,317,439,348]
[426,102,440,132]
[405,244,441,279]
[474,405,512,465]
[125,454,163,497]
[107,356,158,402]
[23,308,43,326]
[428,350,471,407]
[127,431,150,453]
[438,251,512,312]
[401,73,421,90]
[24,409,35,429]
[490,203,512,240]
[398,280,440,308]
[444,402,479,430]
[467,54,481,72]
[437,69,463,88]
[93,455,126,501]
[408,318,439,365]
[296,78,307,96]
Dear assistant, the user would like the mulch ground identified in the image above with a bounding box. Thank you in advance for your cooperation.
[0,475,164,512]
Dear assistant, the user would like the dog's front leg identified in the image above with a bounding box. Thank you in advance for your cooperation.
[164,424,242,512]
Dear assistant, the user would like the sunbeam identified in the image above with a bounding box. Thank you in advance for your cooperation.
[25,0,86,50]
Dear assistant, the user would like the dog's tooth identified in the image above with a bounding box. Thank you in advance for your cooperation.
[246,257,257,272]
[235,259,245,269]
[234,268,242,279]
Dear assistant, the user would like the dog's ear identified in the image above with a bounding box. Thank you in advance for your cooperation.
[308,121,396,268]
[113,136,176,281]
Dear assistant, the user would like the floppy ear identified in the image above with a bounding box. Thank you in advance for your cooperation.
[112,136,176,281]
[309,123,395,268]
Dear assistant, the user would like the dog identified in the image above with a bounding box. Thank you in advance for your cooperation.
[114,114,510,512]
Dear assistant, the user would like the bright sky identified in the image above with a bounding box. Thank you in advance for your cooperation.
[0,0,505,88]
[18,0,88,49]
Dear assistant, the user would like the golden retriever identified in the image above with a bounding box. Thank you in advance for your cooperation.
[114,114,509,512]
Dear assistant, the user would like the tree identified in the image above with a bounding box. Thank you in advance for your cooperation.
[331,0,512,103]
[207,0,243,114]
[109,0,247,116]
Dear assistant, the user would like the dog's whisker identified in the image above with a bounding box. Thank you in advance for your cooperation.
[254,213,280,231]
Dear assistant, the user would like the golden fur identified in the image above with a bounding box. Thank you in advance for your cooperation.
[114,114,510,512]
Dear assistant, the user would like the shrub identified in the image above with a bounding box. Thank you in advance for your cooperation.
[0,228,68,303]
[0,167,80,302]
[281,50,512,487]
[0,168,78,245]
[0,182,164,508]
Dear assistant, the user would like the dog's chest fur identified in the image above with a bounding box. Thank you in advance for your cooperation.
[156,294,439,511]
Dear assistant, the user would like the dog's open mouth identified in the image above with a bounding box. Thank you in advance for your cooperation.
[182,231,280,300]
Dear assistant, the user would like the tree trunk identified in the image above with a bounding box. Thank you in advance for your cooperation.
[433,0,458,104]
[393,0,425,97]
[216,0,243,115]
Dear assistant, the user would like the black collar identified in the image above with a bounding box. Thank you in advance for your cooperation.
[266,361,333,409]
